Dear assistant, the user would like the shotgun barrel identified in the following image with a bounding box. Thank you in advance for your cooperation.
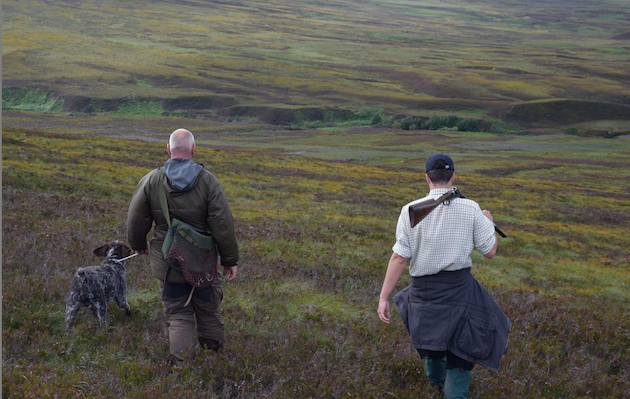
[493,224,507,238]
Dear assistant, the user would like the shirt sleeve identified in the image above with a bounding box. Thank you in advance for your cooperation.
[473,204,496,255]
[392,206,412,259]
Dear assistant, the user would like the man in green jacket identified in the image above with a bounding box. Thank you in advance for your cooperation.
[127,128,239,365]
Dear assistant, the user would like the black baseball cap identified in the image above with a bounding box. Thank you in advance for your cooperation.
[426,153,454,172]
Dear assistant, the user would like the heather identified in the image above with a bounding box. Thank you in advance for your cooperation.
[2,123,629,398]
[3,0,630,397]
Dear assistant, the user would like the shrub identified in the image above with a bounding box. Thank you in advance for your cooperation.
[488,118,521,134]
[456,119,479,132]
[306,120,324,128]
[443,115,459,128]
[604,131,621,139]
[398,117,424,130]
[322,109,337,124]
[395,115,483,132]
[425,115,445,130]
[354,107,382,120]
[370,113,383,126]
[565,127,579,135]
[166,111,196,118]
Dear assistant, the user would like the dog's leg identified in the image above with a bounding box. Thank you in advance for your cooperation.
[116,279,132,317]
[116,295,132,317]
[65,297,81,331]
[90,303,99,318]
[65,275,84,330]
[97,299,108,327]
[90,300,107,327]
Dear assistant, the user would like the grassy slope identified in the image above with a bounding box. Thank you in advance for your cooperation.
[2,0,630,396]
[2,0,630,124]
[2,115,629,397]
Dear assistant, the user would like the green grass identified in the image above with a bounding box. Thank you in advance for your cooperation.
[2,87,64,112]
[2,115,629,397]
[115,99,163,116]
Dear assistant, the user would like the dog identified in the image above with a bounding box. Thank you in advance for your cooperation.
[65,241,133,330]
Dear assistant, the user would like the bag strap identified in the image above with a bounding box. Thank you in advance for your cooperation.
[156,167,172,228]
[157,167,212,235]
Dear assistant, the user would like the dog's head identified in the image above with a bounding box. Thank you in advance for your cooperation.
[93,241,132,259]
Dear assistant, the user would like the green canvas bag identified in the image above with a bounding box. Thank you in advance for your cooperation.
[157,167,218,291]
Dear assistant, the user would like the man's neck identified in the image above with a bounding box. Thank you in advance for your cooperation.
[429,183,452,191]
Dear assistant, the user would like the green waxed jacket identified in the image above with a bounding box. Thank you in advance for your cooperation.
[127,163,239,283]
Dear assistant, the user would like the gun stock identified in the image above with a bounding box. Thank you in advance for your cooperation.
[409,191,455,228]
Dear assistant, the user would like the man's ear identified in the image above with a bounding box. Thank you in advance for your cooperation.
[93,244,109,257]
[449,173,456,185]
[167,144,172,157]
[425,174,431,185]
[191,143,196,157]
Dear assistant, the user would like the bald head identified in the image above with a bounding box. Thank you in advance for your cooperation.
[167,129,196,159]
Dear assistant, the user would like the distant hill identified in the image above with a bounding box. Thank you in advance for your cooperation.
[2,0,630,130]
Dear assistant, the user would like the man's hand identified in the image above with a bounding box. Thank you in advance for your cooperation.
[377,298,391,324]
[137,242,149,255]
[482,209,493,221]
[223,266,238,282]
[377,253,409,325]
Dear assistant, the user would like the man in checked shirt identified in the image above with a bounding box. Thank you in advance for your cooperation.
[377,154,510,399]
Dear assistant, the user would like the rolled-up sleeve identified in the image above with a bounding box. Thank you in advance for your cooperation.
[392,206,412,259]
[473,205,496,256]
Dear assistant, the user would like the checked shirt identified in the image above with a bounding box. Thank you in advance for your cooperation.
[393,188,496,277]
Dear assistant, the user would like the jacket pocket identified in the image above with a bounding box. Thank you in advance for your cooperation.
[457,315,496,360]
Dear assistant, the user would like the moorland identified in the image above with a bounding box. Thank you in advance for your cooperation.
[2,0,630,398]
[3,0,630,134]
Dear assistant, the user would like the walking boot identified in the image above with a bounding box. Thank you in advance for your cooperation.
[444,368,471,399]
[425,356,446,394]
[199,337,223,352]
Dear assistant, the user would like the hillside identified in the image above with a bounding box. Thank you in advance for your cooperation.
[2,0,630,397]
[3,0,630,131]
[2,115,630,397]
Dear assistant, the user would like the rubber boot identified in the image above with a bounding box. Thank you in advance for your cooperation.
[425,356,446,393]
[444,368,471,399]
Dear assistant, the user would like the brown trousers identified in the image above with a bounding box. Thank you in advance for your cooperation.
[159,277,224,361]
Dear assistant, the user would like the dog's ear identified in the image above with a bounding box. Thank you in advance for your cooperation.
[93,244,110,257]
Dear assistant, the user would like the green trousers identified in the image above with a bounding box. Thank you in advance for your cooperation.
[159,278,224,362]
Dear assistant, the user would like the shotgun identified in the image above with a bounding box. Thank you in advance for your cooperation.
[408,187,507,237]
